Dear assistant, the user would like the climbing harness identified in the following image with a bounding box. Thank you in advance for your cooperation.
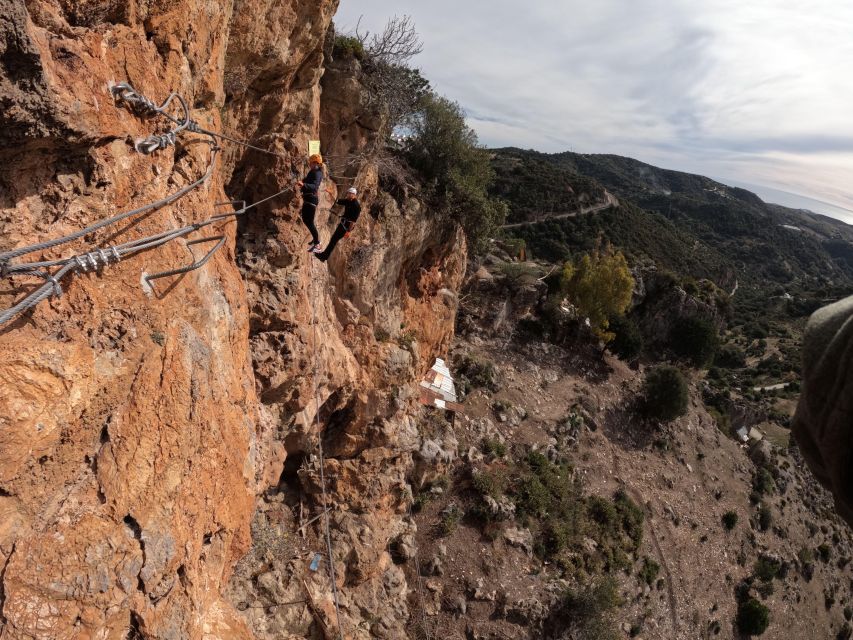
[340,219,356,238]
[309,257,346,640]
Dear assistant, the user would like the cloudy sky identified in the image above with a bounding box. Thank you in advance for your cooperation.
[335,1,853,221]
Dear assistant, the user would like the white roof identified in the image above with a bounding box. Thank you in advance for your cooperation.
[420,358,458,404]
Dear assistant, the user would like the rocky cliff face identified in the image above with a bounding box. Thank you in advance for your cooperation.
[0,2,465,638]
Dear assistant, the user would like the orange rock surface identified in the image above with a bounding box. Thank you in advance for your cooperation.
[1,1,466,638]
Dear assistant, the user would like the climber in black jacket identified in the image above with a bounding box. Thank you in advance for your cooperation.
[314,187,361,262]
[297,154,324,251]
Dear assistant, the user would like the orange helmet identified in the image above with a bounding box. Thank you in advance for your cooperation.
[309,153,323,166]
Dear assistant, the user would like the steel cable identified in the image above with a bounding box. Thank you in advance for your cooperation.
[309,257,345,640]
[0,145,219,266]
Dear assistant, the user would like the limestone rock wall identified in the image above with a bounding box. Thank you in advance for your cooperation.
[0,2,466,638]
[225,39,466,637]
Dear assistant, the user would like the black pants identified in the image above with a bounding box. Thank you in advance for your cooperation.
[317,221,353,260]
[301,198,319,244]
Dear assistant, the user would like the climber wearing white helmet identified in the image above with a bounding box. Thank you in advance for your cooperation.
[314,187,362,262]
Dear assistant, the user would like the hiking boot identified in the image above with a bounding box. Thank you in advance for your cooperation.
[308,244,323,254]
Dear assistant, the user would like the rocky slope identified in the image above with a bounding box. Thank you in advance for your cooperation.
[0,2,465,638]
[404,254,853,640]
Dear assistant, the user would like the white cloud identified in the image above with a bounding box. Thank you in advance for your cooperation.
[334,1,853,216]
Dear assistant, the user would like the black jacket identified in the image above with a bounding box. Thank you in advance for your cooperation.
[336,198,362,223]
[301,167,323,199]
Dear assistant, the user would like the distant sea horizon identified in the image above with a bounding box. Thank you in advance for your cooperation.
[713,178,853,226]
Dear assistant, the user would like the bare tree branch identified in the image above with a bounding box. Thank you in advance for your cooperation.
[355,15,423,64]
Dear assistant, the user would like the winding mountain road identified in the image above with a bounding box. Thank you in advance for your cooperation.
[500,191,619,230]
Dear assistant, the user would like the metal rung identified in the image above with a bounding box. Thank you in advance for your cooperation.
[143,235,225,286]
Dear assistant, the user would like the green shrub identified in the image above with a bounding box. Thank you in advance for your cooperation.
[332,35,365,60]
[670,316,719,368]
[818,543,832,563]
[708,407,733,438]
[488,453,645,573]
[736,598,770,636]
[714,344,746,368]
[614,489,645,548]
[753,557,781,582]
[587,496,619,528]
[397,330,417,351]
[609,314,643,361]
[455,355,498,394]
[638,557,661,585]
[472,469,508,500]
[798,547,815,564]
[756,580,775,598]
[437,504,462,537]
[482,438,507,458]
[497,261,541,284]
[515,475,551,520]
[744,322,769,340]
[722,511,738,531]
[641,366,689,421]
[758,505,773,532]
[546,578,621,640]
[753,468,776,496]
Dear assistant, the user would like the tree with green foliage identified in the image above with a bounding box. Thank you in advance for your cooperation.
[670,316,719,367]
[737,598,770,636]
[609,314,643,361]
[405,93,507,252]
[559,245,635,341]
[715,344,746,368]
[641,366,689,421]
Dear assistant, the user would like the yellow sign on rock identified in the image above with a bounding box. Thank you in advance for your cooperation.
[308,140,321,156]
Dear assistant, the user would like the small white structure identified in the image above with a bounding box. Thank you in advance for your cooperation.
[736,427,750,443]
[419,358,463,413]
[748,427,765,443]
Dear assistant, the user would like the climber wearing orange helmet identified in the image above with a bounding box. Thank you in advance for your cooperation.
[297,153,324,252]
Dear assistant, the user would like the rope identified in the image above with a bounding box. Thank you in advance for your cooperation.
[309,256,345,640]
[406,496,434,640]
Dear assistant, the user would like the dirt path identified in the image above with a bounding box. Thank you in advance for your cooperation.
[500,191,618,229]
[611,447,680,638]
